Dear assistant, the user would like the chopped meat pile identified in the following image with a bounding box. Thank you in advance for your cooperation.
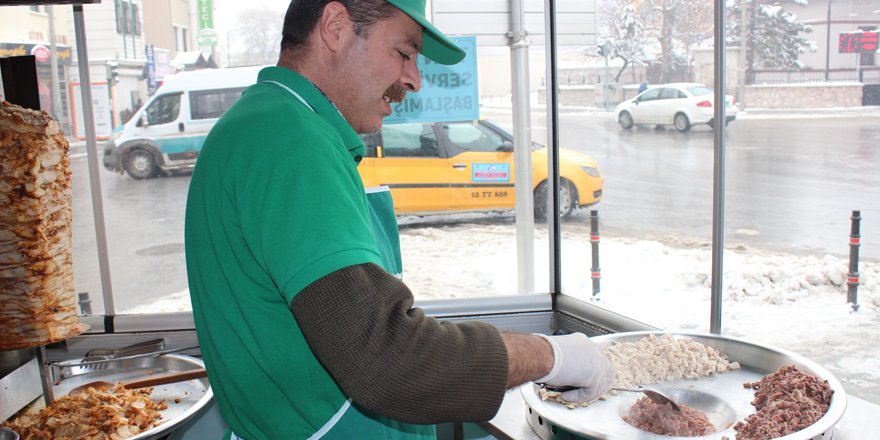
[733,365,833,440]
[624,396,716,437]
[1,384,167,440]
[539,334,741,409]
[604,334,741,389]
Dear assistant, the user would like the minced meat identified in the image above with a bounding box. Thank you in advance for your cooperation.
[734,364,833,440]
[624,396,716,436]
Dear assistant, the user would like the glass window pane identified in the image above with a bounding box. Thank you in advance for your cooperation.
[145,93,181,125]
[444,122,504,152]
[190,88,244,120]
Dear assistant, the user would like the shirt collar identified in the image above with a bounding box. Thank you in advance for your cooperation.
[257,66,365,163]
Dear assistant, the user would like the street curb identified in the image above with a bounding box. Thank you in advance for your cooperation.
[480,103,880,119]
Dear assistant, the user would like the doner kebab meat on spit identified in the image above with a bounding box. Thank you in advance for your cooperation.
[0,101,86,350]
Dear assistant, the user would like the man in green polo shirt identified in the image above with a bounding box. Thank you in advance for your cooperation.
[185,0,615,438]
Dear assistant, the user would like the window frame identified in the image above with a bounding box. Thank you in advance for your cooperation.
[63,0,732,339]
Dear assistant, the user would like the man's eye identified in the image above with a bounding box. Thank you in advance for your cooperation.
[399,51,411,61]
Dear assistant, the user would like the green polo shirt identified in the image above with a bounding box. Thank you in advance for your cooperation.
[185,67,433,439]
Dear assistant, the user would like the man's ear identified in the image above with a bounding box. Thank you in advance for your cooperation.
[319,2,349,52]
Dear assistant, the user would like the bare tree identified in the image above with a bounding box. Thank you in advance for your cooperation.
[593,1,649,82]
[230,6,284,67]
[638,0,713,82]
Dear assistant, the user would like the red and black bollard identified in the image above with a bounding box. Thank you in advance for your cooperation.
[590,210,601,299]
[847,210,860,312]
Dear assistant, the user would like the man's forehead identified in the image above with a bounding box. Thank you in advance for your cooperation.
[388,8,423,51]
[405,36,422,53]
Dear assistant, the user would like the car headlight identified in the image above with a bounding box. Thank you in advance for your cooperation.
[580,165,600,177]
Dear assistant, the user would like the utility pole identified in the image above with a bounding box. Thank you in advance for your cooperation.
[47,5,63,122]
[825,0,834,81]
[738,0,748,109]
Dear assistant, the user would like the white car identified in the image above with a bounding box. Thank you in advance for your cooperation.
[616,83,738,132]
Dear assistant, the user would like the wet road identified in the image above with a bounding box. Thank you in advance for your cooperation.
[486,109,880,260]
[69,111,879,311]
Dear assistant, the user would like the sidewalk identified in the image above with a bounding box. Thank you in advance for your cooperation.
[737,106,880,117]
[481,100,880,119]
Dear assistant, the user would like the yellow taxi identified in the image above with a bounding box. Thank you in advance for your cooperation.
[358,120,603,218]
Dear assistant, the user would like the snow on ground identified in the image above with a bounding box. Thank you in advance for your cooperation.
[398,221,880,404]
[125,219,880,404]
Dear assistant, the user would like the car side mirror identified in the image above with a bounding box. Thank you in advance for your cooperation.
[139,114,149,128]
[497,141,514,152]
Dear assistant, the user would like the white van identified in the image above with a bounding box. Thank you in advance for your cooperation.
[103,65,265,179]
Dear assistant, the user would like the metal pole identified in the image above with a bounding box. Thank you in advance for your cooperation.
[544,0,562,302]
[710,0,728,335]
[74,5,116,316]
[35,346,55,406]
[590,210,601,300]
[47,5,63,122]
[738,0,748,109]
[825,0,833,81]
[511,0,535,295]
[847,210,861,311]
[227,31,232,67]
[603,48,610,110]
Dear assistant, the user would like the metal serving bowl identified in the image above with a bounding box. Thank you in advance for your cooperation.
[12,354,214,440]
[522,331,847,440]
[0,427,20,440]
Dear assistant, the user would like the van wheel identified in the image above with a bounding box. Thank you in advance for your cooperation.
[124,149,159,179]
[534,179,576,220]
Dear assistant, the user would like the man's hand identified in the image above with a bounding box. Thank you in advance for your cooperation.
[536,333,615,403]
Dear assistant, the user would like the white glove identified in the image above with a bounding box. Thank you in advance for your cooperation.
[535,333,615,403]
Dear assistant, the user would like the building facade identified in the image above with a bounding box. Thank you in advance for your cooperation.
[0,5,74,130]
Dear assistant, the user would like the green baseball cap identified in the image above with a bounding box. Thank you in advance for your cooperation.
[385,0,465,65]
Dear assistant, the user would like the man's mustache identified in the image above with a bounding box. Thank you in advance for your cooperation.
[384,84,408,103]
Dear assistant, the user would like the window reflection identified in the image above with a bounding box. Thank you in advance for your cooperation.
[4,0,875,405]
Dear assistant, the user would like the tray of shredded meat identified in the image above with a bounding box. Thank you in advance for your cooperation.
[1,354,212,440]
[521,331,846,440]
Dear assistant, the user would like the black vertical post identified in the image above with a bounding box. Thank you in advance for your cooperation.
[77,292,92,316]
[590,210,601,299]
[0,55,41,110]
[847,210,861,311]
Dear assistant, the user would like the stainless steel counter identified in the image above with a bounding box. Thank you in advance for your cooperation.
[482,388,880,440]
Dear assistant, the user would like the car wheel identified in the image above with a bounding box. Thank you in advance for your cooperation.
[674,113,691,132]
[124,149,159,179]
[618,111,634,129]
[534,179,577,220]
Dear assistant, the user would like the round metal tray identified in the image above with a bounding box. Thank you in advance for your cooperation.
[521,331,847,440]
[29,354,212,440]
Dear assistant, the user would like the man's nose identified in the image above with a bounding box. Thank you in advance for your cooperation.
[400,57,422,93]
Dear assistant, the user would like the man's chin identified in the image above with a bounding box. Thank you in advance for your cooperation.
[354,120,385,135]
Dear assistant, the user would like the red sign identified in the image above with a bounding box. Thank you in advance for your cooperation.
[29,44,51,63]
[839,32,879,54]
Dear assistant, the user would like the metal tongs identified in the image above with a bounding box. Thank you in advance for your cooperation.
[82,338,166,362]
[52,339,199,369]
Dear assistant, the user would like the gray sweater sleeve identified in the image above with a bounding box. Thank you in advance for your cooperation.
[290,263,509,424]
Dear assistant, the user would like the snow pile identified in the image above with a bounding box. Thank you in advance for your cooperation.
[121,220,879,403]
